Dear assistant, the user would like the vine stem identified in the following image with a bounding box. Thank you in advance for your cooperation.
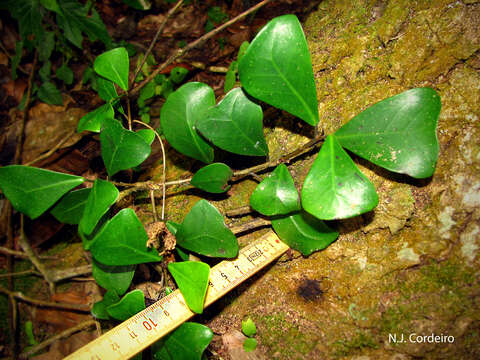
[14,51,37,164]
[229,218,271,234]
[232,134,325,180]
[115,133,325,198]
[131,0,184,88]
[226,205,252,217]
[129,0,274,96]
[133,120,167,220]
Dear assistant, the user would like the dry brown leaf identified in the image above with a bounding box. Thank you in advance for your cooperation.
[0,52,8,66]
[222,330,266,360]
[2,79,27,103]
[22,104,85,163]
[31,331,97,360]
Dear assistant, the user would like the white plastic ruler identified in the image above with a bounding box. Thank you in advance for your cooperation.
[65,231,289,359]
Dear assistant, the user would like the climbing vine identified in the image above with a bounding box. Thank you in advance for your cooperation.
[0,9,440,360]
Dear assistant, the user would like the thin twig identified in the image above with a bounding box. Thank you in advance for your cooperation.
[0,246,31,259]
[150,190,159,222]
[131,0,184,86]
[18,215,55,292]
[19,319,97,358]
[70,277,95,282]
[0,246,57,260]
[0,39,28,75]
[127,97,132,130]
[6,50,39,357]
[115,133,325,203]
[95,321,102,336]
[50,265,93,283]
[164,178,191,186]
[15,51,37,163]
[9,295,18,355]
[226,205,253,217]
[120,134,324,190]
[133,120,167,220]
[0,269,41,278]
[5,205,16,357]
[249,172,263,182]
[0,286,91,312]
[24,129,77,166]
[130,0,273,96]
[231,134,325,181]
[229,218,271,235]
[117,186,139,203]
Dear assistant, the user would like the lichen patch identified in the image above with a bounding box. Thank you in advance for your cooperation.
[460,225,479,263]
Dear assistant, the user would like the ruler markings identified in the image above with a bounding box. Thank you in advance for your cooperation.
[65,231,288,360]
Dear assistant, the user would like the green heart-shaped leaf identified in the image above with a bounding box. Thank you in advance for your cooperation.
[168,261,210,314]
[224,66,236,93]
[92,259,135,296]
[197,88,268,156]
[301,135,378,220]
[250,164,300,216]
[50,188,91,224]
[191,163,233,193]
[38,81,63,105]
[166,220,180,235]
[56,63,73,85]
[335,88,441,179]
[90,208,163,265]
[94,47,129,91]
[107,289,145,321]
[77,103,114,133]
[238,15,318,126]
[176,247,189,262]
[96,77,118,101]
[176,200,238,258]
[152,322,213,360]
[243,338,258,352]
[80,215,109,251]
[242,318,256,337]
[160,82,214,163]
[79,179,119,235]
[136,129,155,145]
[271,211,339,255]
[92,290,120,320]
[100,118,151,176]
[166,221,190,261]
[170,66,188,84]
[0,165,84,219]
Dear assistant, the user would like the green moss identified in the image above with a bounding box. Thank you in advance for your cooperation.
[378,258,479,341]
[379,305,412,335]
[396,259,476,298]
[332,331,378,358]
[256,313,318,358]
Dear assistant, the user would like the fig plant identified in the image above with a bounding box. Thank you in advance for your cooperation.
[0,13,441,359]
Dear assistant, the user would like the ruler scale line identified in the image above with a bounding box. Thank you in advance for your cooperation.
[65,231,288,359]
